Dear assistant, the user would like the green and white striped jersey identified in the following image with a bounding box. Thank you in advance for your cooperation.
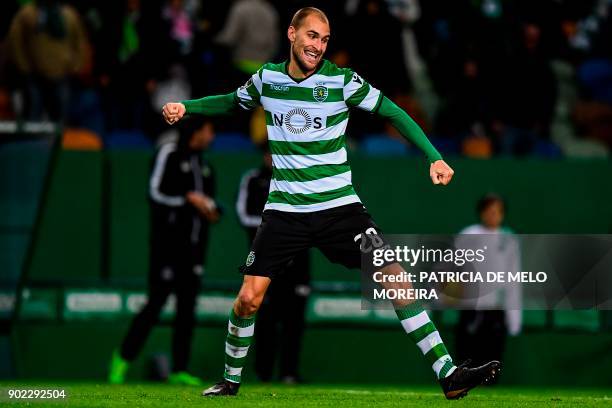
[235,59,382,212]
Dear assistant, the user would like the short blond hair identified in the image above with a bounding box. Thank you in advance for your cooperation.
[289,7,329,29]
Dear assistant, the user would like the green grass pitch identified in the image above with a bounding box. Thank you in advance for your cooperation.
[0,383,610,407]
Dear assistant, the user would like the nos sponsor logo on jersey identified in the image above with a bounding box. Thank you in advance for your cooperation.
[273,108,323,134]
[313,85,328,102]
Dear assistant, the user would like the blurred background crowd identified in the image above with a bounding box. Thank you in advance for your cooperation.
[2,1,612,386]
[1,0,612,158]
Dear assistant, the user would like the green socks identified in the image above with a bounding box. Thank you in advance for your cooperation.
[220,305,453,383]
[396,304,457,379]
[223,309,256,383]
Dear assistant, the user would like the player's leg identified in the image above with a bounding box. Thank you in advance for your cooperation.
[202,275,271,396]
[317,211,458,379]
[229,274,272,374]
[377,261,458,379]
[203,210,311,396]
[385,269,501,398]
[314,203,500,398]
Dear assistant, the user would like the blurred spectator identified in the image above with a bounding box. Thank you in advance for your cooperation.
[489,22,557,156]
[2,0,609,157]
[435,57,491,140]
[386,0,424,84]
[162,0,195,57]
[344,0,412,139]
[467,0,511,63]
[567,0,612,58]
[97,0,149,131]
[0,88,14,120]
[145,63,192,139]
[573,96,612,148]
[211,0,279,135]
[184,3,234,97]
[7,0,87,122]
[0,35,14,120]
[215,0,280,78]
[347,0,409,93]
[570,1,612,149]
[454,194,522,378]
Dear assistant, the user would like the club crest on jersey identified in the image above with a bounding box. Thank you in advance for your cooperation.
[246,251,256,267]
[313,85,328,102]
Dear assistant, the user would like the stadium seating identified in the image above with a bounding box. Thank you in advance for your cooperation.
[67,89,105,138]
[62,128,102,151]
[104,130,152,149]
[461,135,493,158]
[533,139,562,158]
[361,134,409,155]
[428,137,460,155]
[211,132,256,152]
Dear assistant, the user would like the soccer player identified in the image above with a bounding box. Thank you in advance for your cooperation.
[162,7,501,399]
[236,144,311,383]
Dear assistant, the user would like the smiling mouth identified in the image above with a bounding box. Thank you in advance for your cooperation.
[303,49,319,64]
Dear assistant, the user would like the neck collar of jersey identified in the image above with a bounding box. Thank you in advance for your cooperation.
[284,59,325,83]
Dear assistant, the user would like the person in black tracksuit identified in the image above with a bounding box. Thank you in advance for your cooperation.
[111,118,220,385]
[235,147,310,383]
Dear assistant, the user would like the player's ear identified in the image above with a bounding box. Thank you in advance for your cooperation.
[288,26,296,43]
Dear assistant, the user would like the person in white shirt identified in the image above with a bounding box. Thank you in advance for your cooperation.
[454,194,521,382]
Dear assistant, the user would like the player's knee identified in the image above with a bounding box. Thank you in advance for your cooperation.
[235,290,261,316]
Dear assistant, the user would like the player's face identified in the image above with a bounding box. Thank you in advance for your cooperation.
[288,15,330,74]
[480,201,504,229]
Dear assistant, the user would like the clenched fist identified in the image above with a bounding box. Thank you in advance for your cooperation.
[162,102,186,125]
[430,160,455,186]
